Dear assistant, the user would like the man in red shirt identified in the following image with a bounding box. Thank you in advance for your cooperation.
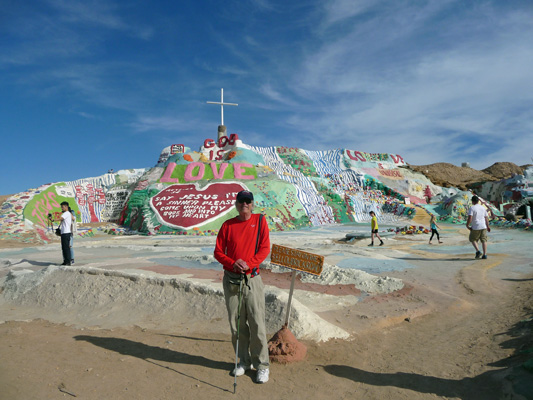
[214,190,271,384]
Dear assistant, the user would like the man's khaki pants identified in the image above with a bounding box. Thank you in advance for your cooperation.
[223,271,270,370]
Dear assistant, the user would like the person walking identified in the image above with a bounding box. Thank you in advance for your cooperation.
[466,196,491,259]
[368,211,384,246]
[214,190,271,384]
[59,201,73,265]
[428,214,443,244]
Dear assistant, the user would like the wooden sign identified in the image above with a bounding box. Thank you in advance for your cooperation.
[271,244,324,329]
[271,244,324,276]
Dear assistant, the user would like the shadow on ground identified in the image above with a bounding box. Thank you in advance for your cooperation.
[490,299,533,400]
[398,257,472,262]
[159,334,227,343]
[323,289,533,399]
[322,364,506,399]
[74,335,234,393]
[10,259,55,267]
[502,278,533,282]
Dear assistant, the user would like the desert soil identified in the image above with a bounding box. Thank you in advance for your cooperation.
[1,234,532,399]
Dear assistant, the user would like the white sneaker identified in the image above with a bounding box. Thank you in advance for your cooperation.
[231,363,251,377]
[256,368,269,383]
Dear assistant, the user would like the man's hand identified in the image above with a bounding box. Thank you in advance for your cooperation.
[466,226,472,231]
[233,259,249,274]
[487,227,491,232]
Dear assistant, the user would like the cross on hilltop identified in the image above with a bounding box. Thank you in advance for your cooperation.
[206,88,238,126]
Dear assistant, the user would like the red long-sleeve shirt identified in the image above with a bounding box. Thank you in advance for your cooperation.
[214,213,270,274]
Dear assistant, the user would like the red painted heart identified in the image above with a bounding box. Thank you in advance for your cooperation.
[150,182,247,229]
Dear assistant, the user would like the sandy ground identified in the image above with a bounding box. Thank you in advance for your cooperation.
[0,225,532,399]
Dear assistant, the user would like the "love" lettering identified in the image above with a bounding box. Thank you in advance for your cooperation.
[160,162,255,183]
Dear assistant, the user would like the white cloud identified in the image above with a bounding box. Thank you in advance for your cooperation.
[322,0,380,26]
[276,1,533,167]
[47,0,154,39]
[3,0,532,177]
[0,1,153,68]
[46,0,127,30]
[75,111,99,120]
[259,83,299,107]
[249,0,274,12]
[130,116,213,134]
[0,15,92,67]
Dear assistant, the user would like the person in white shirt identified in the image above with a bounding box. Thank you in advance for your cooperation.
[59,201,73,265]
[68,207,77,264]
[466,196,491,259]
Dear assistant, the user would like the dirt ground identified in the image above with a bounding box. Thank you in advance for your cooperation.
[1,253,532,399]
[1,190,532,399]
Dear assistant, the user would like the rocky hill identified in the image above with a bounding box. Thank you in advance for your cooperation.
[408,162,531,190]
[482,162,531,180]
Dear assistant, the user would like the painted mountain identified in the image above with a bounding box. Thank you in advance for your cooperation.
[0,132,508,241]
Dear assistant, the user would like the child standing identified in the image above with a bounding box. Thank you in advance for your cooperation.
[429,215,443,244]
[369,211,384,246]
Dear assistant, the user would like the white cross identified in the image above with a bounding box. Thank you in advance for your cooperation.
[206,88,238,126]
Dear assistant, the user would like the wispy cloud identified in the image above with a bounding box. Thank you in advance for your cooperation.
[259,83,300,108]
[46,0,127,30]
[2,0,533,198]
[197,61,250,77]
[74,111,99,120]
[276,0,533,167]
[249,0,274,12]
[0,0,153,69]
[130,115,214,135]
[0,14,92,67]
[46,0,154,39]
[322,0,381,26]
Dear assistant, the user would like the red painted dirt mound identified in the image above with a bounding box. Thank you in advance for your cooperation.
[268,326,307,363]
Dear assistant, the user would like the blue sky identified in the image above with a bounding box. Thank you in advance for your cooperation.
[1,0,532,195]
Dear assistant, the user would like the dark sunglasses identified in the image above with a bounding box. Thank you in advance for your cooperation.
[238,199,252,204]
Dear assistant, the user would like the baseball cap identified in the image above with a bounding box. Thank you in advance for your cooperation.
[236,190,254,202]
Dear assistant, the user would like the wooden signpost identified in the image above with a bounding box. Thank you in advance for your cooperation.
[270,244,324,328]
